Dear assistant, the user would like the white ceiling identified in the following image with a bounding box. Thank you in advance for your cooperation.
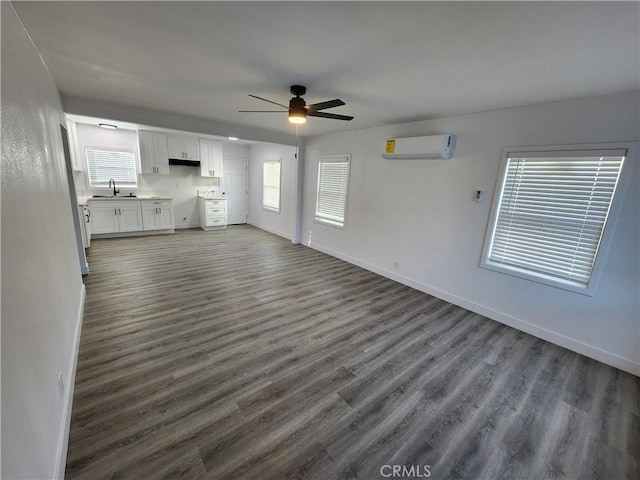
[12,1,640,138]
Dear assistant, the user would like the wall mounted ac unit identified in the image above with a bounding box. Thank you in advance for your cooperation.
[382,134,455,160]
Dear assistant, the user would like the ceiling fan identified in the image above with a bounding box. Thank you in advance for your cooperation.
[239,85,354,125]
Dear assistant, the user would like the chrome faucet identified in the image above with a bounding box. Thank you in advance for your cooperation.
[108,179,119,197]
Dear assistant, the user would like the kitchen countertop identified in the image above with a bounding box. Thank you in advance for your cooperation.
[198,195,226,200]
[83,196,173,202]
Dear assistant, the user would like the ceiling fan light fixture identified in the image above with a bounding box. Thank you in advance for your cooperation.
[288,110,307,125]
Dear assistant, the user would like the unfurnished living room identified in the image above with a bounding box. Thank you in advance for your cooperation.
[1,1,639,480]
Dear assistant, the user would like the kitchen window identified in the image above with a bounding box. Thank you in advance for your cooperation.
[86,147,138,188]
[263,159,281,213]
[315,154,351,228]
[481,146,628,295]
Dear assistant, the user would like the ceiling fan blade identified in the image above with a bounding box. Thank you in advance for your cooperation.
[238,110,287,113]
[306,99,345,113]
[308,111,354,121]
[248,94,288,109]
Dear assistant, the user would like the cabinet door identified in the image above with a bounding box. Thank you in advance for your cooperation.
[167,137,184,159]
[141,204,160,230]
[183,138,199,161]
[158,207,174,229]
[91,206,119,234]
[199,139,212,177]
[138,130,156,174]
[153,133,170,175]
[210,140,223,177]
[118,205,143,232]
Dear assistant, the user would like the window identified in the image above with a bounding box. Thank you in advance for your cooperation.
[86,147,137,188]
[481,147,627,295]
[315,154,351,228]
[263,160,281,212]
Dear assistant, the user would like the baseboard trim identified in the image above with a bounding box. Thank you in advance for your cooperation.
[55,284,85,479]
[248,220,293,242]
[309,241,640,377]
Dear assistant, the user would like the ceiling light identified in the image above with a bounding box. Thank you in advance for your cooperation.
[98,123,118,129]
[288,110,307,125]
[228,137,239,141]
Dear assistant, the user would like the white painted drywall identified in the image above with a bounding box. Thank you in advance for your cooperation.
[1,4,85,478]
[302,91,640,374]
[248,142,298,240]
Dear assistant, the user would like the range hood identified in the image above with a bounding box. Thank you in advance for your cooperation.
[169,158,200,167]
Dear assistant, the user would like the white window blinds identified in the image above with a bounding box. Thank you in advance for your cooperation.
[315,155,350,227]
[86,147,137,188]
[263,160,281,212]
[484,150,625,290]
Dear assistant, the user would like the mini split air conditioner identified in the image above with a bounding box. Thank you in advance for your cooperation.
[382,134,455,160]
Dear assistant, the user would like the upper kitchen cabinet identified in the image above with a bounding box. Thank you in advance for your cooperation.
[199,139,223,177]
[168,136,199,161]
[139,130,169,175]
[65,120,84,171]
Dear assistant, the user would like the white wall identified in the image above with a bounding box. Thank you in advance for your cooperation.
[248,142,298,240]
[302,91,640,375]
[1,3,86,478]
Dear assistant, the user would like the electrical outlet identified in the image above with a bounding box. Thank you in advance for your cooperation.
[57,372,65,397]
[393,260,399,270]
[307,230,312,247]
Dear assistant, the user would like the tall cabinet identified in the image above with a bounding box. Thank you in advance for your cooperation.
[199,139,223,177]
[139,130,170,175]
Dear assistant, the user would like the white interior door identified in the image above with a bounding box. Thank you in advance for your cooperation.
[222,156,248,225]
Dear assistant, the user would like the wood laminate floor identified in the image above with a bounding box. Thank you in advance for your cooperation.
[66,226,639,480]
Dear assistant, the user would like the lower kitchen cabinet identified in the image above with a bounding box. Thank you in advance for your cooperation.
[91,201,142,234]
[89,199,173,236]
[141,199,174,231]
[198,197,227,230]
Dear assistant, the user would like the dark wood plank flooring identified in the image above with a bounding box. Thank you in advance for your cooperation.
[66,226,639,479]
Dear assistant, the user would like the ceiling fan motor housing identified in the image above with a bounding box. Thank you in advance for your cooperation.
[289,96,306,112]
[290,85,307,97]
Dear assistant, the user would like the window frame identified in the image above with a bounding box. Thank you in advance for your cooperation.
[262,159,281,213]
[314,154,351,229]
[85,146,138,189]
[480,142,635,296]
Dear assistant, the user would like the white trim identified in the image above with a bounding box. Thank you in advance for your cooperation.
[55,285,85,479]
[90,229,174,239]
[307,240,640,377]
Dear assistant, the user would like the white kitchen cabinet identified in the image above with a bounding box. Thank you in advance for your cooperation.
[118,204,144,232]
[199,139,223,177]
[168,136,199,161]
[139,130,169,175]
[198,197,227,230]
[90,204,120,234]
[141,199,174,231]
[90,200,143,234]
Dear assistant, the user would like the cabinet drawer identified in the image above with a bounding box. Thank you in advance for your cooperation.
[205,205,226,216]
[141,200,172,208]
[205,199,226,207]
[206,217,226,226]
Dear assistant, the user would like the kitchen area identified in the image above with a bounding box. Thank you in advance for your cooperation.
[68,114,255,274]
